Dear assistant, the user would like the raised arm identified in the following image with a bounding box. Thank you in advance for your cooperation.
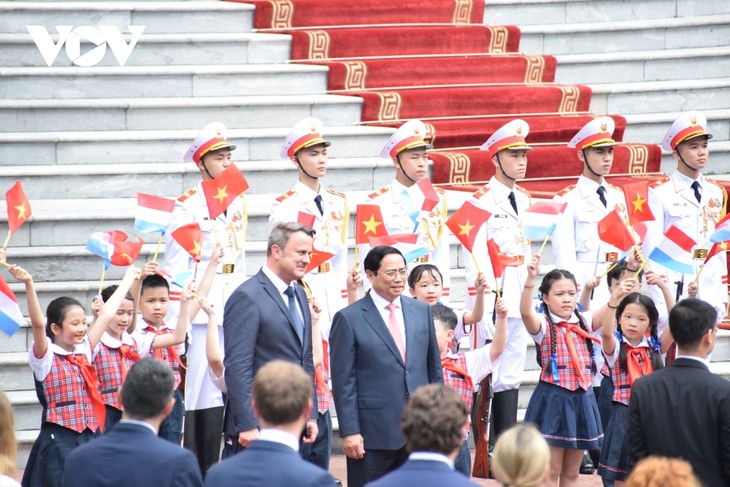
[89,266,139,349]
[579,277,600,312]
[200,297,223,378]
[490,297,508,362]
[463,272,488,325]
[153,288,191,349]
[188,244,222,319]
[520,254,542,335]
[9,266,46,357]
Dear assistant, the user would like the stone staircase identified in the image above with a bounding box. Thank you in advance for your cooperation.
[2,0,730,469]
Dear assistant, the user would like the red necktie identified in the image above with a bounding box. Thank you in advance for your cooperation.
[557,321,601,385]
[626,346,652,386]
[65,354,106,432]
[119,344,140,382]
[441,357,473,391]
[386,303,406,362]
[145,325,184,369]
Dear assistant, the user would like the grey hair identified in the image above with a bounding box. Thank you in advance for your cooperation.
[267,222,315,256]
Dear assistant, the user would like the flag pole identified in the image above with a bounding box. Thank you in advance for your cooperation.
[97,263,106,296]
[352,245,359,272]
[692,262,706,285]
[537,223,556,256]
[633,258,649,279]
[2,231,11,252]
[597,260,620,280]
[469,251,481,275]
[0,260,11,269]
[152,234,164,262]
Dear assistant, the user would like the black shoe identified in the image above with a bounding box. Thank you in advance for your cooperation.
[334,479,342,486]
[580,451,595,474]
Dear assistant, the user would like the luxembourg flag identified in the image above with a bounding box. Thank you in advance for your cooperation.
[648,225,696,275]
[0,275,24,336]
[521,201,568,241]
[135,193,175,235]
[709,212,730,243]
[369,233,428,264]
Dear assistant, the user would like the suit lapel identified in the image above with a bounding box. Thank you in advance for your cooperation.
[257,270,295,331]
[362,294,404,365]
[402,299,416,366]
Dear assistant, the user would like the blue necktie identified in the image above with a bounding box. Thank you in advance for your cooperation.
[597,186,607,207]
[284,286,304,343]
[691,181,702,203]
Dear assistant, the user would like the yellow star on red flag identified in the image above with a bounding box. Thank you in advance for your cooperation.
[362,215,383,235]
[458,220,475,236]
[631,194,646,213]
[214,185,228,205]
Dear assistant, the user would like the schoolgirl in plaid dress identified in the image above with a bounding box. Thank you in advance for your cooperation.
[519,255,603,486]
[431,302,507,477]
[11,266,137,487]
[598,288,663,484]
[92,276,191,432]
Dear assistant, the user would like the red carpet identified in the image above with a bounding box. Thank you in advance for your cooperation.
[310,54,557,91]
[240,0,485,29]
[355,85,592,122]
[233,0,662,196]
[283,25,521,61]
[430,144,663,195]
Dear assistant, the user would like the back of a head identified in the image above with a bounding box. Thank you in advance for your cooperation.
[668,298,716,350]
[401,384,466,455]
[492,424,550,487]
[121,358,175,420]
[431,303,458,331]
[254,360,312,426]
[625,456,701,487]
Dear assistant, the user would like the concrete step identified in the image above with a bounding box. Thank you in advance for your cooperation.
[0,94,365,132]
[589,77,730,115]
[0,126,394,166]
[0,1,255,34]
[0,64,331,99]
[0,31,292,67]
[555,46,730,84]
[624,109,730,145]
[485,0,730,26]
[0,352,33,392]
[517,14,730,55]
[7,390,40,432]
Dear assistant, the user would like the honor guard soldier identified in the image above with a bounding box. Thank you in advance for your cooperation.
[269,117,350,472]
[462,119,532,440]
[359,119,450,300]
[551,117,626,307]
[165,121,247,473]
[644,111,727,320]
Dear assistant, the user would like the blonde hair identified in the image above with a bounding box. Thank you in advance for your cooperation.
[0,389,17,476]
[626,456,701,487]
[492,424,550,487]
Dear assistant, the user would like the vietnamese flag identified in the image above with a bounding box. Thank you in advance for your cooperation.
[597,209,635,252]
[417,178,440,212]
[201,165,249,219]
[110,236,144,266]
[305,248,335,274]
[623,181,655,226]
[298,211,316,228]
[704,240,729,264]
[6,181,31,233]
[487,239,521,278]
[445,201,491,253]
[171,223,203,262]
[355,204,387,244]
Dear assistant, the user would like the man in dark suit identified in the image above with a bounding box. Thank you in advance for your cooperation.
[366,384,478,487]
[627,298,730,487]
[62,358,203,487]
[223,222,318,457]
[330,246,443,487]
[205,361,336,487]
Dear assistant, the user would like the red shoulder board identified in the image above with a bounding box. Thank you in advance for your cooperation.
[515,184,531,197]
[471,184,490,200]
[178,187,197,202]
[275,189,296,203]
[326,188,347,199]
[649,176,670,189]
[555,184,577,197]
[368,186,389,199]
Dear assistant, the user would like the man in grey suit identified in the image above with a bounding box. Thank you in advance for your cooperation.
[330,246,443,487]
[627,299,730,487]
[222,222,318,458]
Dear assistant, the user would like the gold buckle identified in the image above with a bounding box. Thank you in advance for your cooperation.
[605,252,619,263]
[693,248,708,260]
[318,262,331,273]
[222,263,235,274]
[414,255,429,263]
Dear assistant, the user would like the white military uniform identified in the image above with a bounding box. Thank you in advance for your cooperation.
[463,177,530,392]
[643,111,727,321]
[165,123,248,412]
[359,119,450,301]
[269,181,350,335]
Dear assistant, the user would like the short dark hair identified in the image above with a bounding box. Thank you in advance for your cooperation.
[101,284,133,303]
[364,246,405,274]
[401,384,466,455]
[253,360,312,426]
[669,298,717,350]
[606,260,643,289]
[431,303,457,331]
[407,263,443,289]
[121,358,174,420]
[46,297,85,341]
[267,222,316,256]
[140,274,169,295]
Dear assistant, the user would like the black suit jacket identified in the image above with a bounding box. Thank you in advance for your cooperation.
[62,422,202,487]
[330,293,443,451]
[365,459,479,487]
[223,269,315,435]
[627,358,730,487]
[205,439,336,487]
